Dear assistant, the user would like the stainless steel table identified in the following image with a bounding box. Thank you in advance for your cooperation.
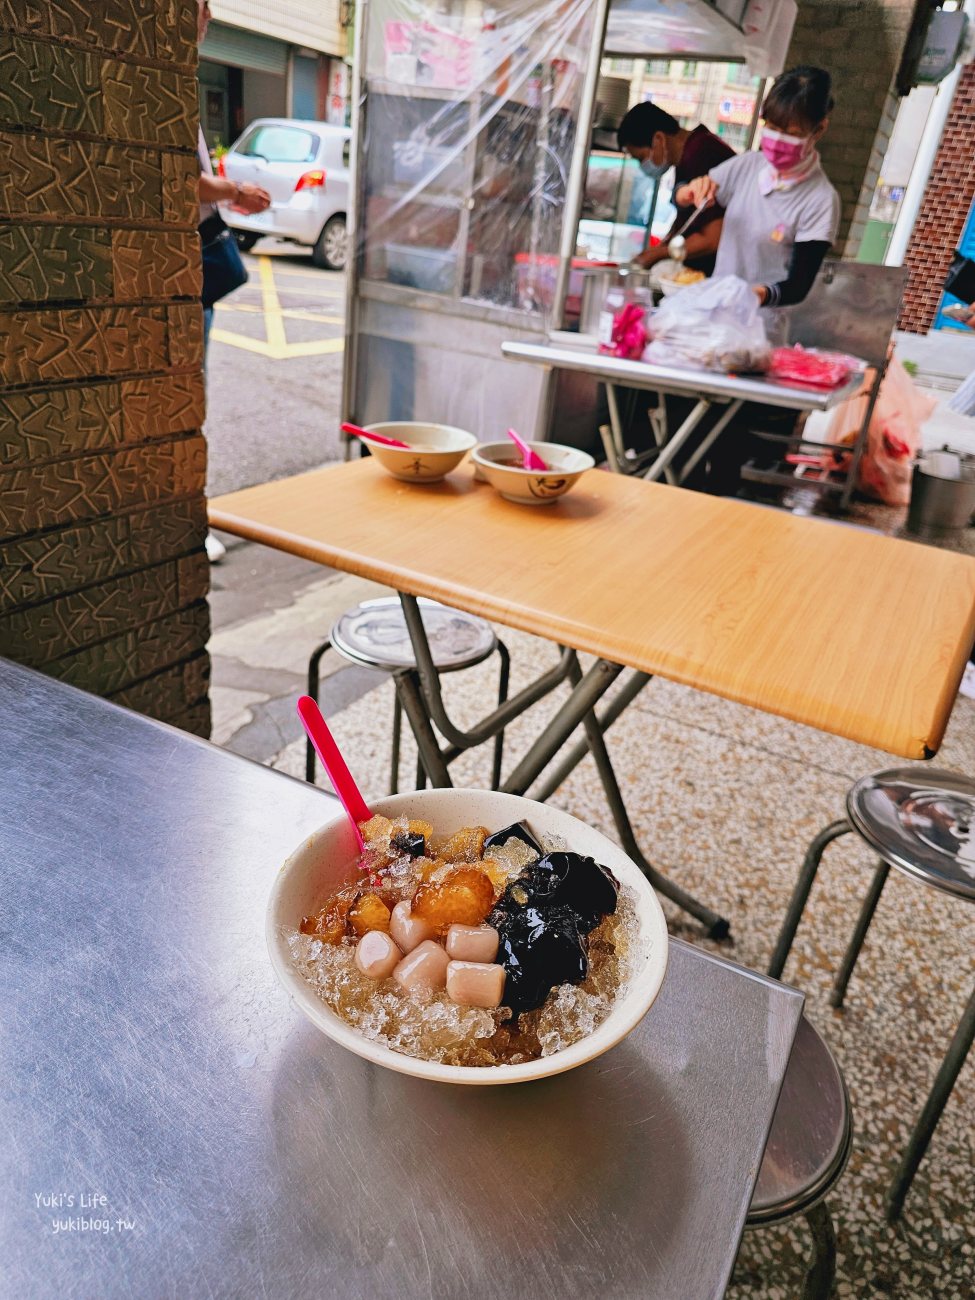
[3,659,803,1300]
[502,339,863,484]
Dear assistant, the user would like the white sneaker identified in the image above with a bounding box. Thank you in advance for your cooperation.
[959,662,975,700]
[205,532,226,564]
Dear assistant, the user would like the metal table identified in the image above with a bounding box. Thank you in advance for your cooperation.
[501,339,864,483]
[3,659,804,1300]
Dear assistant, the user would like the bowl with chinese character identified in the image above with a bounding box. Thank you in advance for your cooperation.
[472,443,594,505]
[362,422,477,483]
[267,788,669,1085]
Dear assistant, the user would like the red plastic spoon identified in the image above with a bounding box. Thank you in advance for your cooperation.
[506,426,548,471]
[342,421,410,449]
[297,696,371,850]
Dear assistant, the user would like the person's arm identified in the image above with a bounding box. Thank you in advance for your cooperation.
[199,174,271,214]
[754,240,830,307]
[674,155,740,210]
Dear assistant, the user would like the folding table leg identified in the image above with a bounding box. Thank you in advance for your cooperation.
[643,398,712,482]
[393,669,452,788]
[564,659,730,938]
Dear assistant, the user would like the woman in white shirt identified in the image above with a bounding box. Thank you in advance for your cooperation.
[672,66,842,493]
[677,66,840,327]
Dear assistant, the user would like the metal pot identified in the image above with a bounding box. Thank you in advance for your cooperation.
[579,266,654,337]
[906,448,975,538]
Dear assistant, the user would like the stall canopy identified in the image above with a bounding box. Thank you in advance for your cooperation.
[605,0,797,76]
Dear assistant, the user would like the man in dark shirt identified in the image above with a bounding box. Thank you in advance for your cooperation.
[617,101,735,275]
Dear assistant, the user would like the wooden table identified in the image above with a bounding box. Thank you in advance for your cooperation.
[211,458,975,759]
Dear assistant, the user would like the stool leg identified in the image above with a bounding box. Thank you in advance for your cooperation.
[886,982,975,1222]
[305,638,332,784]
[768,821,852,979]
[491,639,511,791]
[830,859,889,1009]
[800,1201,837,1300]
[390,692,403,795]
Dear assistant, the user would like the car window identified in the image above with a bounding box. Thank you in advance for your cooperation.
[238,125,320,163]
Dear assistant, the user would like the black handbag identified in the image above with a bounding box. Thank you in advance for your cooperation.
[943,250,975,305]
[200,212,248,308]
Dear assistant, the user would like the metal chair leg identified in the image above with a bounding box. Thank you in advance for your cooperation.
[830,859,890,1009]
[390,692,403,795]
[886,982,975,1222]
[768,820,852,979]
[800,1201,837,1300]
[305,638,332,783]
[491,639,510,790]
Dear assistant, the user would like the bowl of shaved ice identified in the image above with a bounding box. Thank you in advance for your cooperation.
[267,789,669,1085]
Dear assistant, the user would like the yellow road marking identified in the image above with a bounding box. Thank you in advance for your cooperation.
[209,328,344,360]
[210,255,345,359]
[215,302,344,325]
[258,255,287,349]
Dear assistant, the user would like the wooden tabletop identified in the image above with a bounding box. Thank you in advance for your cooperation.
[210,460,975,758]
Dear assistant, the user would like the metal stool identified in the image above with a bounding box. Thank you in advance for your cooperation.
[769,766,975,1221]
[306,596,510,793]
[744,1015,852,1299]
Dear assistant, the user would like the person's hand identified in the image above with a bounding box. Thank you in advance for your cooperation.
[677,175,717,210]
[752,285,769,305]
[230,183,271,214]
[966,306,975,330]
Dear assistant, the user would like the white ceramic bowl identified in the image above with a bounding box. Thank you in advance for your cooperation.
[472,442,594,505]
[362,422,476,483]
[267,789,669,1086]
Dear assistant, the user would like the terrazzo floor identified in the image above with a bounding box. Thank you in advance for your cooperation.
[269,627,975,1299]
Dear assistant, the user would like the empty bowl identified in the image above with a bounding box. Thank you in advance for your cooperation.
[363,422,477,483]
[472,442,594,505]
[267,788,669,1086]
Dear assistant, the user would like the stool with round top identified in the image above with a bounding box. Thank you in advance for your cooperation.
[306,596,510,793]
[768,767,975,1221]
[743,1015,852,1299]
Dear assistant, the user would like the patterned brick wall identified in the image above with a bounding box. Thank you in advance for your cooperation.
[0,0,210,735]
[784,0,916,256]
[898,62,975,332]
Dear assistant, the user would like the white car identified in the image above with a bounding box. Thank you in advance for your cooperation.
[219,118,351,270]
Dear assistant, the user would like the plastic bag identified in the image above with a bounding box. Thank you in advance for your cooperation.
[822,357,935,505]
[769,345,860,390]
[643,275,771,373]
[598,301,649,360]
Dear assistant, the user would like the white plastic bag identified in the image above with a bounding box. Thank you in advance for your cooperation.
[644,275,772,373]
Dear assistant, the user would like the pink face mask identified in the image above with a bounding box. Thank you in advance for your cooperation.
[760,127,809,172]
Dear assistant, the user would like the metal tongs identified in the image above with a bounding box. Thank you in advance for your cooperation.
[667,199,710,263]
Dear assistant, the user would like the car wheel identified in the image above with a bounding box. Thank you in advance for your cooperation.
[312,216,347,271]
[234,231,260,253]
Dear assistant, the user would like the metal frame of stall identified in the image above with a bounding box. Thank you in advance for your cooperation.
[340,0,773,449]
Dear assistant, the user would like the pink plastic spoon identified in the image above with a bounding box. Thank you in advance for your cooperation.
[342,422,411,449]
[506,427,549,471]
[297,696,371,850]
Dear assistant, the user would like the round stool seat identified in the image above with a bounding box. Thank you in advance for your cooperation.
[330,596,497,673]
[847,767,975,902]
[749,1017,851,1223]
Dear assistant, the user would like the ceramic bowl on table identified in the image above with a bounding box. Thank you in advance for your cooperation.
[472,442,595,505]
[267,788,669,1087]
[362,422,477,483]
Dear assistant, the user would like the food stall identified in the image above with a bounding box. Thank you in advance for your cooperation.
[341,0,799,443]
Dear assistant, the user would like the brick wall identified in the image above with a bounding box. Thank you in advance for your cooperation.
[784,0,916,255]
[0,0,210,735]
[898,62,975,332]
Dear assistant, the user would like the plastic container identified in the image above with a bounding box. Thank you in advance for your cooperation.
[597,277,653,357]
[385,242,458,294]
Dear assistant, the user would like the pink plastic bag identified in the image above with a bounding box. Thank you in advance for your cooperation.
[769,345,859,390]
[822,357,935,506]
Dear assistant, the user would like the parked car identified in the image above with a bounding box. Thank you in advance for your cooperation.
[218,118,351,270]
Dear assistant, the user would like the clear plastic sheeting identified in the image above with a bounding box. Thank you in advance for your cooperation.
[357,0,599,315]
[604,0,795,75]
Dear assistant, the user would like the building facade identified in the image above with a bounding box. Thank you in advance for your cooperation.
[200,0,352,149]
